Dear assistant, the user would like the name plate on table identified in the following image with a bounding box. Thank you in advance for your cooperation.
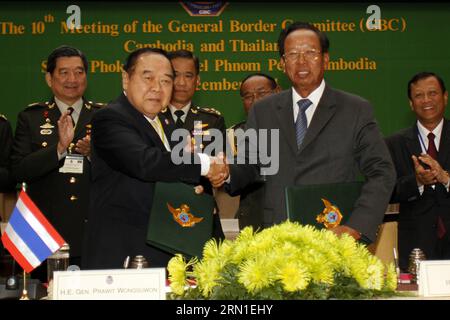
[53,268,166,300]
[418,260,450,297]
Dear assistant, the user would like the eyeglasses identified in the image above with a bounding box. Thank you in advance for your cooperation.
[241,90,273,102]
[283,49,321,63]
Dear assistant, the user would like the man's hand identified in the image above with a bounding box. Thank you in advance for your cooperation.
[57,111,75,154]
[194,185,204,194]
[330,225,361,241]
[207,152,229,188]
[416,153,449,185]
[75,135,91,157]
[412,155,437,185]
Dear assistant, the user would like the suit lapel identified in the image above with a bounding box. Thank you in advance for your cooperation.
[438,119,450,165]
[45,100,61,144]
[405,124,422,156]
[160,108,175,126]
[298,85,337,154]
[183,107,196,132]
[122,94,167,151]
[47,99,61,127]
[159,112,176,149]
[274,90,297,155]
[73,100,91,141]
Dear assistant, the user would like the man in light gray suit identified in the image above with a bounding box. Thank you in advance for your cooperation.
[210,21,395,243]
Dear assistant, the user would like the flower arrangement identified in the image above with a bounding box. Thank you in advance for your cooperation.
[168,221,399,299]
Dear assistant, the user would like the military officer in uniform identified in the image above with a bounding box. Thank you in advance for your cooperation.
[0,114,14,192]
[1,114,14,261]
[164,49,226,238]
[229,73,281,229]
[10,46,103,279]
[164,50,226,152]
[0,115,11,262]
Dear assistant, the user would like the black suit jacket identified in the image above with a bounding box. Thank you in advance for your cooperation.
[385,121,450,270]
[85,94,202,269]
[227,85,396,242]
[228,120,264,230]
[0,116,14,192]
[10,98,101,256]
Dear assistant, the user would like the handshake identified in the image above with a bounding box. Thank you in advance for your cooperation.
[206,152,230,188]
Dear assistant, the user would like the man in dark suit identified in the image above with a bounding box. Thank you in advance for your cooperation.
[85,48,224,269]
[212,21,395,244]
[229,73,280,230]
[385,72,450,271]
[0,114,14,192]
[10,46,103,279]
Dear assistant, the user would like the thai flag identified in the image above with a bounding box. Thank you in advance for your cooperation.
[1,191,65,273]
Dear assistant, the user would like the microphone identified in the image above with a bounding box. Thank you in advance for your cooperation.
[5,260,18,290]
[67,265,80,272]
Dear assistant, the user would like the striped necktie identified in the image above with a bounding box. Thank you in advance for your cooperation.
[295,99,312,148]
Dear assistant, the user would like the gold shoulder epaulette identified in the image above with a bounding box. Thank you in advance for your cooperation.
[199,107,221,116]
[27,101,48,108]
[0,114,7,121]
[88,101,106,108]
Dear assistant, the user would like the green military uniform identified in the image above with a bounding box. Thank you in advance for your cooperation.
[161,105,226,154]
[161,105,226,239]
[228,120,265,231]
[0,114,14,192]
[10,98,104,260]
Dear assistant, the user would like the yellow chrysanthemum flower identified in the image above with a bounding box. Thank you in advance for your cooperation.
[384,263,398,291]
[168,221,398,299]
[277,261,311,292]
[299,250,334,284]
[194,259,222,297]
[238,257,275,293]
[202,238,221,260]
[363,256,385,290]
[167,254,190,295]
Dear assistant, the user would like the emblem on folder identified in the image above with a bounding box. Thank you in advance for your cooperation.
[316,198,343,229]
[167,203,203,227]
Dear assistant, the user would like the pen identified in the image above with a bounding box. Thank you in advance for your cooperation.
[393,247,400,282]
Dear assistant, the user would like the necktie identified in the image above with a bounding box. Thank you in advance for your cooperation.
[174,110,184,128]
[150,117,170,151]
[295,99,312,148]
[427,132,438,160]
[427,132,447,238]
[67,107,76,127]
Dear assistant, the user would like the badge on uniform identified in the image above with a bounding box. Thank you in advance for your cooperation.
[59,154,84,174]
[40,119,54,135]
[40,129,52,135]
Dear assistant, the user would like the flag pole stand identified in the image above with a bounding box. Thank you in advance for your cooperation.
[19,270,30,300]
[19,183,30,299]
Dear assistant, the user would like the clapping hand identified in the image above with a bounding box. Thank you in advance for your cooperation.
[75,135,91,157]
[412,154,449,185]
[57,110,75,154]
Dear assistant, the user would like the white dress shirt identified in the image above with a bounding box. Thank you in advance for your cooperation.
[416,119,449,193]
[55,97,84,160]
[292,79,326,126]
[169,103,191,123]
